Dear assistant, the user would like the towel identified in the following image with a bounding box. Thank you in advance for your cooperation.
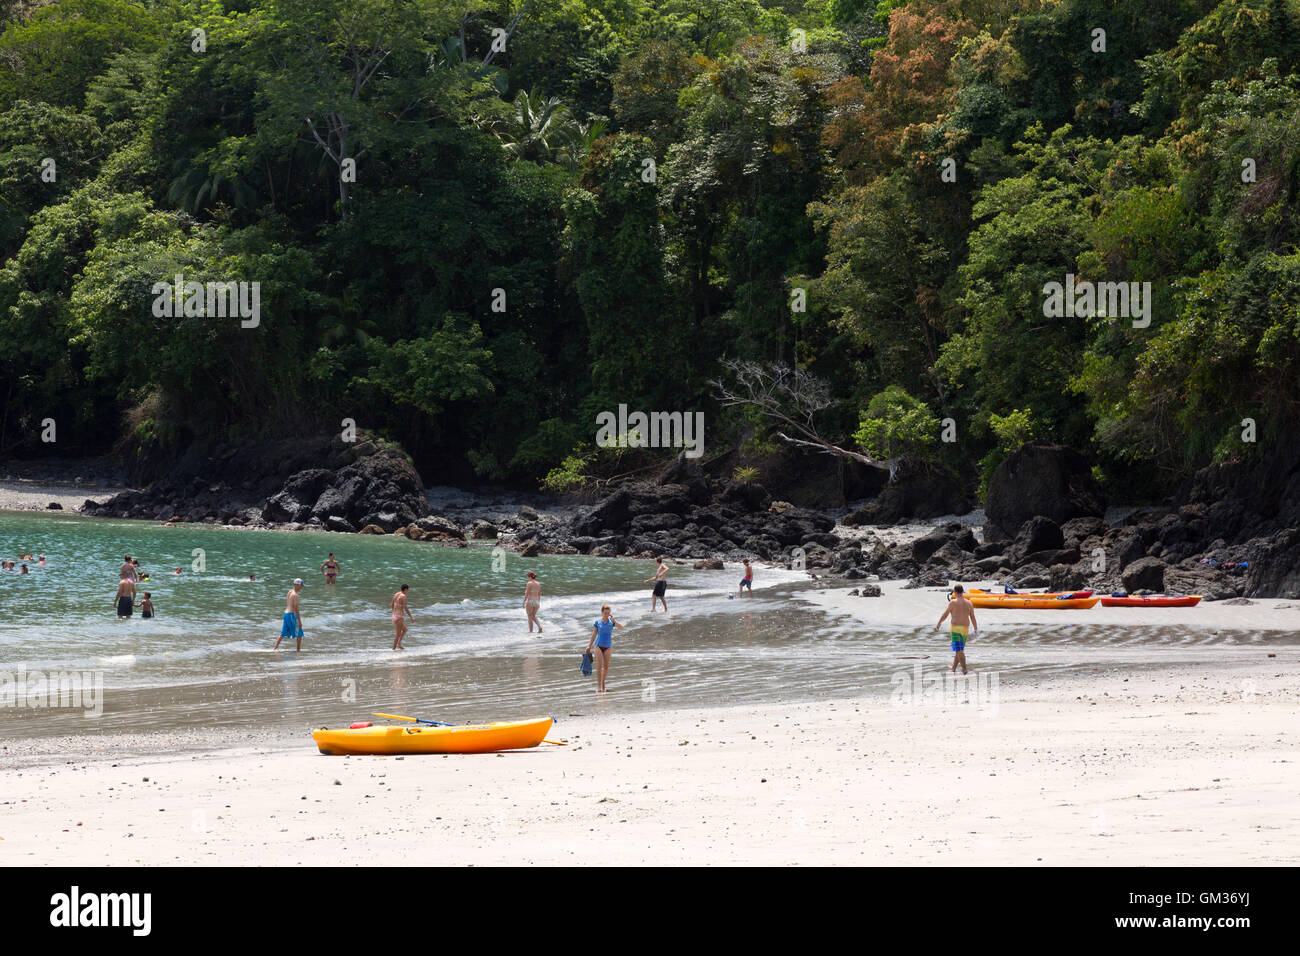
[580,651,593,676]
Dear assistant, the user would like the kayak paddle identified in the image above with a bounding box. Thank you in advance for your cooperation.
[372,712,568,745]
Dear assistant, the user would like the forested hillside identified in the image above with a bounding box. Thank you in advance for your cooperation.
[2,0,1297,495]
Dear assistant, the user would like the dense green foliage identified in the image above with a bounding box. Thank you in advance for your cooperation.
[2,0,1298,493]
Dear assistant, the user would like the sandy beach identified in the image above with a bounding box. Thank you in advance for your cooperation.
[0,480,121,513]
[3,655,1296,866]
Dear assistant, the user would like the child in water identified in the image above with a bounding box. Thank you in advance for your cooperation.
[137,592,155,619]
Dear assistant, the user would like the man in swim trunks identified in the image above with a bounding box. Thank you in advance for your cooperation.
[644,556,669,611]
[391,584,412,650]
[584,604,624,693]
[274,579,305,652]
[115,576,136,618]
[523,571,542,633]
[738,559,754,597]
[935,584,978,674]
[321,553,341,585]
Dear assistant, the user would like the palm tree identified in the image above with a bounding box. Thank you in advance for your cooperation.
[489,90,590,167]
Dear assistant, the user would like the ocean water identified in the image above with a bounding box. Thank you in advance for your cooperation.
[0,511,1296,742]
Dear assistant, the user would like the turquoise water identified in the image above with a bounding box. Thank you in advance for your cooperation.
[1,511,1296,744]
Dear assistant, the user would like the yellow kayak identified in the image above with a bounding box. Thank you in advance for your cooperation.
[313,717,554,755]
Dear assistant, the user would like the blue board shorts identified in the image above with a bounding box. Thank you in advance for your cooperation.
[280,611,302,638]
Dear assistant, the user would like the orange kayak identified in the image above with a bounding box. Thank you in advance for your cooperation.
[312,717,553,755]
[968,594,1099,609]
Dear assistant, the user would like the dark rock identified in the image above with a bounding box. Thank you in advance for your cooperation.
[693,558,724,570]
[414,516,465,539]
[470,520,499,540]
[720,480,772,513]
[1121,557,1166,593]
[1164,562,1240,601]
[858,583,883,596]
[47,502,63,510]
[325,515,357,533]
[1243,528,1300,599]
[631,513,686,533]
[517,540,541,558]
[358,524,386,535]
[1009,516,1064,567]
[985,443,1106,537]
[971,555,1008,574]
[517,505,539,522]
[1060,516,1108,548]
[843,464,970,525]
[1048,563,1087,592]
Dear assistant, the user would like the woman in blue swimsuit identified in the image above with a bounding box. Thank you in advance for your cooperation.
[585,604,624,693]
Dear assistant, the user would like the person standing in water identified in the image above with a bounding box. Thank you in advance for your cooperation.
[391,584,413,650]
[644,556,669,612]
[738,559,754,597]
[320,553,341,585]
[120,555,136,581]
[523,571,542,633]
[115,576,136,618]
[136,592,155,619]
[275,579,305,652]
[584,604,624,693]
[936,584,978,675]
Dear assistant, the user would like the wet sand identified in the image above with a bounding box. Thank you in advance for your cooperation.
[2,658,1296,865]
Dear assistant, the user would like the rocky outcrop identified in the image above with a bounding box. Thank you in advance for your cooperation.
[985,443,1106,538]
[842,463,970,525]
[83,435,429,531]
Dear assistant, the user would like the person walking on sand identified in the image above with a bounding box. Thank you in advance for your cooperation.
[391,584,413,650]
[936,584,978,675]
[645,556,669,612]
[738,559,754,597]
[584,604,624,693]
[115,576,136,618]
[320,553,341,585]
[275,579,305,652]
[523,571,542,633]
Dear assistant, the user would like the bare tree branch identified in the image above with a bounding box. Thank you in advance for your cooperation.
[709,360,897,478]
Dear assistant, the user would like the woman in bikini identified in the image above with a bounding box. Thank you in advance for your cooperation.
[320,553,341,585]
[523,571,542,633]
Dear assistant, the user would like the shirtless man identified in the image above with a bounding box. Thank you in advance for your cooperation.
[391,584,413,650]
[115,577,136,618]
[738,559,754,597]
[523,571,542,633]
[320,553,341,585]
[274,579,305,652]
[936,584,979,674]
[644,556,669,612]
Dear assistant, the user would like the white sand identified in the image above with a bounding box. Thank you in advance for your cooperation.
[3,658,1296,866]
[800,581,1300,631]
[0,480,121,513]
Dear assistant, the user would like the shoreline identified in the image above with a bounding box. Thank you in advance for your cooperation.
[3,657,1295,865]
